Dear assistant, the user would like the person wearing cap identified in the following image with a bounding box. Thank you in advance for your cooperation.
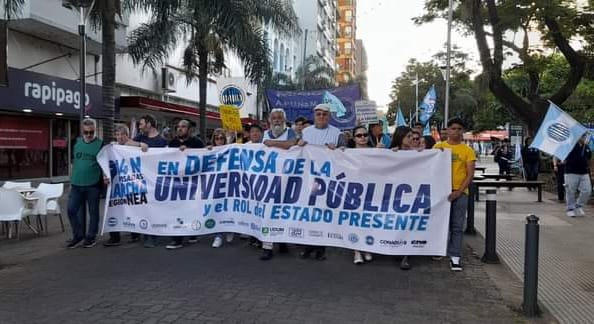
[298,103,346,260]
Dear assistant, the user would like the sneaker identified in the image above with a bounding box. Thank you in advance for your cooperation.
[225,233,234,243]
[103,239,121,247]
[260,249,273,261]
[300,249,312,259]
[363,253,373,262]
[450,260,463,272]
[187,237,199,244]
[66,238,83,249]
[165,241,183,250]
[567,209,577,217]
[575,208,585,216]
[353,251,364,265]
[432,256,443,261]
[212,236,223,248]
[83,240,97,248]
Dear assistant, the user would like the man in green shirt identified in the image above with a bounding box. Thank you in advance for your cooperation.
[67,118,104,248]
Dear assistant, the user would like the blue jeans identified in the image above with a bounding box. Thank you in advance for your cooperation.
[564,173,591,211]
[447,193,468,258]
[68,184,100,241]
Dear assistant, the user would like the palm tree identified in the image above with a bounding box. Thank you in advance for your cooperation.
[293,55,335,90]
[126,0,300,142]
[1,0,24,86]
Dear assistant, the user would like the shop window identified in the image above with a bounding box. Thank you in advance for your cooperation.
[0,116,50,180]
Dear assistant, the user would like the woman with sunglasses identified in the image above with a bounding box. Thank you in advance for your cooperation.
[349,126,374,264]
[389,126,420,270]
[208,128,235,248]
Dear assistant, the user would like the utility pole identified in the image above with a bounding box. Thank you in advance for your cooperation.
[445,0,453,125]
[301,29,308,90]
[79,6,86,134]
[415,72,419,123]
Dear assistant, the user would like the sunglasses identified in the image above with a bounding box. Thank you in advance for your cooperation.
[355,133,368,138]
[83,131,95,135]
[412,137,420,141]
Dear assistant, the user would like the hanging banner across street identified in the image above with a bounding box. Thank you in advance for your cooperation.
[97,144,452,255]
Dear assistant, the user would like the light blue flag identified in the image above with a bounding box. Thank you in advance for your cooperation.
[423,123,431,136]
[396,106,406,127]
[418,84,437,124]
[529,102,587,161]
[322,91,346,118]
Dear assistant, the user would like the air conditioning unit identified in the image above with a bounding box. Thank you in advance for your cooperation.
[161,67,176,93]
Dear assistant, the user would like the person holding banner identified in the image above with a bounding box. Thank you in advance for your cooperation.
[564,135,591,217]
[66,118,104,248]
[165,119,205,250]
[103,124,148,247]
[433,118,476,272]
[259,108,298,260]
[246,124,264,144]
[299,103,346,260]
[350,125,373,265]
[133,115,168,248]
[293,116,308,138]
[390,126,420,270]
[209,128,236,248]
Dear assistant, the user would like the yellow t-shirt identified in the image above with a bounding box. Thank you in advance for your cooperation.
[433,141,476,193]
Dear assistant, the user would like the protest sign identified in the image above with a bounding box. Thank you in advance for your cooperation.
[98,144,452,255]
[219,105,243,131]
[355,100,378,124]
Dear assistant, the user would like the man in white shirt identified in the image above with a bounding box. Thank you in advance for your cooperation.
[260,108,298,260]
[299,103,346,260]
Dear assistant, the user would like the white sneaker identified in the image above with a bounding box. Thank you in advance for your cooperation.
[353,251,364,265]
[567,210,577,217]
[225,233,234,243]
[575,208,585,216]
[212,236,223,248]
[363,253,373,262]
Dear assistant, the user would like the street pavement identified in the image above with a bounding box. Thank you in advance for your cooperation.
[0,221,525,323]
[473,158,594,324]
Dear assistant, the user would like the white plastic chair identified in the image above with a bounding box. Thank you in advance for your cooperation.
[30,183,65,234]
[2,181,32,189]
[0,188,35,239]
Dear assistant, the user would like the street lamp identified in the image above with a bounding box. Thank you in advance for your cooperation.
[63,0,96,135]
[412,73,425,123]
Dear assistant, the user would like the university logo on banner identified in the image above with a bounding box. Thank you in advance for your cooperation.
[530,102,587,160]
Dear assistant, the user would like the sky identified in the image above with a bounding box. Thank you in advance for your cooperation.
[357,0,479,111]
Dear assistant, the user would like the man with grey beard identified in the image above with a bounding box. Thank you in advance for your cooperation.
[260,108,297,260]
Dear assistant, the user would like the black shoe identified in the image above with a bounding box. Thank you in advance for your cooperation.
[300,249,312,259]
[66,239,83,249]
[83,239,97,248]
[260,249,273,261]
[314,250,326,261]
[103,239,121,247]
[127,236,140,243]
[278,243,289,254]
[400,256,411,270]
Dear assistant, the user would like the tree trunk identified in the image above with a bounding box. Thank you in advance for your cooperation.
[101,0,116,142]
[198,51,208,142]
[0,20,8,87]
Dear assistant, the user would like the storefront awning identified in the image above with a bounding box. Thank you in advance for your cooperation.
[119,96,221,121]
[463,130,508,141]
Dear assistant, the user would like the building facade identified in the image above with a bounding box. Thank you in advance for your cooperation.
[336,0,356,84]
[294,0,338,71]
[354,39,366,76]
[0,0,127,181]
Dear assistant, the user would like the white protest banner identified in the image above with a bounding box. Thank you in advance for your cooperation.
[98,144,451,255]
[355,100,379,124]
